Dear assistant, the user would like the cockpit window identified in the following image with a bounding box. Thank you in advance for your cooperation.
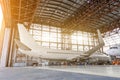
[110,47,118,49]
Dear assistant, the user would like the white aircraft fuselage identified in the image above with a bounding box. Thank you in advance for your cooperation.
[15,23,107,61]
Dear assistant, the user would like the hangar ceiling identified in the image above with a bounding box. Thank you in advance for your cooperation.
[10,0,120,33]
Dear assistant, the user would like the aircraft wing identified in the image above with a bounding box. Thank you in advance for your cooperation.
[66,29,105,61]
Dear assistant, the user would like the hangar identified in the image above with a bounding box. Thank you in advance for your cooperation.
[0,0,120,80]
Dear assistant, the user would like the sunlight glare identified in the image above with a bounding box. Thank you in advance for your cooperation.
[0,4,3,30]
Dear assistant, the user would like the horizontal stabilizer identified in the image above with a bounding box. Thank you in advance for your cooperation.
[14,39,31,51]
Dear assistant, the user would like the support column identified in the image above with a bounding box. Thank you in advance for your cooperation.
[0,28,11,67]
[8,27,15,67]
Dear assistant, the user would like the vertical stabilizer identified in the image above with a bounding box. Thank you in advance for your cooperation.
[17,24,41,50]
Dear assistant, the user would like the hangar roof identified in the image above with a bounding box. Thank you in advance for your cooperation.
[10,0,120,33]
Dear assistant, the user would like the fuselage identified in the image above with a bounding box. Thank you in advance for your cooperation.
[17,23,105,61]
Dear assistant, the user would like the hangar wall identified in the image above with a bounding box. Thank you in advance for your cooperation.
[0,1,13,67]
[0,18,5,59]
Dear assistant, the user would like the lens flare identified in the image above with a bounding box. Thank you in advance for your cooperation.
[0,4,3,30]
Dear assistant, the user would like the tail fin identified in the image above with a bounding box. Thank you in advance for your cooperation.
[17,24,41,50]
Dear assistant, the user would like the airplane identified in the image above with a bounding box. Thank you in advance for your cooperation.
[106,44,120,56]
[105,44,120,65]
[15,23,105,62]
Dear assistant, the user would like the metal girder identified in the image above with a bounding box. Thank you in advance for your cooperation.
[37,10,67,17]
[11,0,38,24]
[64,0,111,31]
[63,0,120,32]
[101,17,120,33]
[36,11,66,20]
[10,0,120,33]
[40,2,77,12]
[32,0,85,31]
[34,16,64,23]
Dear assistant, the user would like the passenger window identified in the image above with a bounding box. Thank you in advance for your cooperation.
[110,47,118,49]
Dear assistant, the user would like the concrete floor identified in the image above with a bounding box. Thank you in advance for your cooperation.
[0,65,120,80]
[38,65,120,78]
